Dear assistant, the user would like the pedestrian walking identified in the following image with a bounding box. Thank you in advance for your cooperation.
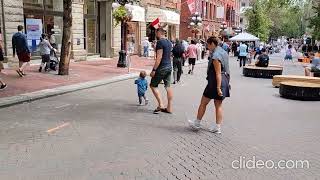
[182,40,189,67]
[186,40,198,74]
[39,34,56,72]
[232,42,238,56]
[135,71,149,106]
[196,41,202,61]
[49,33,57,49]
[143,37,150,57]
[238,42,248,67]
[150,28,173,114]
[0,42,7,90]
[189,36,230,134]
[201,40,206,60]
[172,39,184,84]
[284,44,294,63]
[12,25,31,77]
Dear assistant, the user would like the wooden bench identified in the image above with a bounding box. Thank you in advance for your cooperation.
[272,75,320,87]
[243,65,283,79]
[247,64,283,68]
[280,81,320,101]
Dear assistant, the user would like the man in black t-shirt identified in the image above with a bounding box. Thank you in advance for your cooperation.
[255,48,269,67]
[150,28,173,114]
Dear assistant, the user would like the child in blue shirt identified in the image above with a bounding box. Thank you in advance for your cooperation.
[135,71,149,105]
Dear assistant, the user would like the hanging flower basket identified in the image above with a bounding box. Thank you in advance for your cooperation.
[113,6,133,27]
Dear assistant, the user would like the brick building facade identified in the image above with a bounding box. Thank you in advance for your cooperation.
[0,0,181,64]
[179,0,240,41]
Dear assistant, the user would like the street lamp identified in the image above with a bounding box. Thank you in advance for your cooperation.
[220,21,227,31]
[189,12,203,39]
[220,21,227,41]
[234,27,242,35]
[113,0,135,68]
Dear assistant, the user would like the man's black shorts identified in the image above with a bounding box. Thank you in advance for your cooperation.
[188,58,196,65]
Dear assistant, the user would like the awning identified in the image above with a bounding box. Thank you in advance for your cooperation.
[126,5,145,22]
[146,7,180,25]
[229,32,260,41]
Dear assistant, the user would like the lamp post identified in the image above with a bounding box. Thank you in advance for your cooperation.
[234,27,242,35]
[220,21,227,41]
[113,0,135,68]
[189,12,203,39]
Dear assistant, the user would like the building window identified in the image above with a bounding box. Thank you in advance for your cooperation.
[202,1,205,18]
[23,0,63,56]
[23,0,43,10]
[84,0,98,54]
[241,2,246,7]
[210,4,212,20]
[240,18,243,24]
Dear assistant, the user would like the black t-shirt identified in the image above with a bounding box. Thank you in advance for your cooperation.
[258,54,269,65]
[172,44,184,58]
[156,38,172,69]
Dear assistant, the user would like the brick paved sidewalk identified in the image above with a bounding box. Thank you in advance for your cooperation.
[0,56,154,98]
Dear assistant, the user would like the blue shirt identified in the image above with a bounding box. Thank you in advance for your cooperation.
[135,78,148,96]
[222,43,229,52]
[210,46,230,75]
[239,44,248,57]
[312,57,320,70]
[156,38,172,69]
[12,32,30,55]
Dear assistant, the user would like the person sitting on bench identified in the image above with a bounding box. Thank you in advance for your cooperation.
[305,52,320,76]
[255,48,269,67]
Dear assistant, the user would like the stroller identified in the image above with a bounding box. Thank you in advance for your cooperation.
[49,49,59,71]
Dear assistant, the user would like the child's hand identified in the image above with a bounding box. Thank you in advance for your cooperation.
[150,71,155,77]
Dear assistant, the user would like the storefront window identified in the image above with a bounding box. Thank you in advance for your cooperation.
[23,0,43,10]
[45,0,63,12]
[23,0,63,56]
[127,22,140,54]
[84,0,95,15]
[84,0,97,54]
[146,23,156,42]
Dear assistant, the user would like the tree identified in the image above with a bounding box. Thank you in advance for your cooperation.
[245,0,271,42]
[309,0,320,40]
[59,0,73,75]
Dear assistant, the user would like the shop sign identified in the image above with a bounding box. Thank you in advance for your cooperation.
[26,18,43,52]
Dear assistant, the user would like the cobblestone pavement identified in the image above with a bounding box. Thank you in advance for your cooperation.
[0,55,319,180]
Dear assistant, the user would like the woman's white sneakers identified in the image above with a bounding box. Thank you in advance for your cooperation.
[209,125,222,134]
[188,119,201,130]
[189,120,222,134]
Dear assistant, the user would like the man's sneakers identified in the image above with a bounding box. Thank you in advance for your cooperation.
[209,124,222,134]
[188,119,201,130]
[0,84,7,90]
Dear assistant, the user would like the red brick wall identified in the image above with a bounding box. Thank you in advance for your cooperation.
[179,0,239,40]
[143,0,181,10]
[179,0,194,40]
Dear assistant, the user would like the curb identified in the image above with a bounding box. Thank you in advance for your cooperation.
[0,73,140,108]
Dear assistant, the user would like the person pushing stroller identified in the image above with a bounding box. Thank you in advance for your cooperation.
[39,33,57,72]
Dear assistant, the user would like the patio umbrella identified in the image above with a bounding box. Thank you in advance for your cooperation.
[229,32,260,41]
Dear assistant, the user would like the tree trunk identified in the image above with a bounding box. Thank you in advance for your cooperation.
[59,0,73,75]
